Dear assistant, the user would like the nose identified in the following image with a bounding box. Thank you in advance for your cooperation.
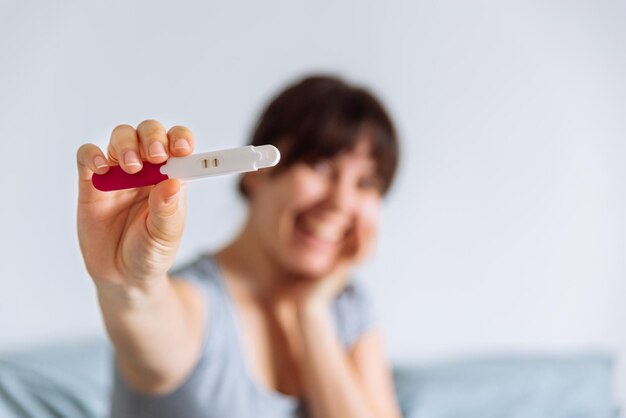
[327,176,358,213]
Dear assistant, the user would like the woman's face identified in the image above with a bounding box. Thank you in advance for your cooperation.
[247,139,383,279]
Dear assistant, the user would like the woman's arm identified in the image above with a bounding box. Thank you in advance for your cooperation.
[296,302,402,418]
[77,120,206,394]
[98,277,206,394]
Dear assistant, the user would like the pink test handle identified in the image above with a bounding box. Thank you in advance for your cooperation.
[92,161,169,191]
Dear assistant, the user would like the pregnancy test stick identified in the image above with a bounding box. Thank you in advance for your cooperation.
[92,145,280,192]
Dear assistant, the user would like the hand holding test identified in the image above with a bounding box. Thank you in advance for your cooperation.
[92,145,280,191]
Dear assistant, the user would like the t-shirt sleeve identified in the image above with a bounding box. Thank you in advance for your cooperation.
[109,255,224,418]
[331,281,377,348]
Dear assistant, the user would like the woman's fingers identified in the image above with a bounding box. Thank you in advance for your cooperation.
[77,143,110,178]
[137,120,169,164]
[342,217,377,266]
[167,125,195,156]
[355,222,376,262]
[107,124,142,174]
[106,121,195,175]
[76,143,110,202]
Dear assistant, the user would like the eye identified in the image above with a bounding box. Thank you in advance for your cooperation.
[310,159,333,176]
[358,175,383,192]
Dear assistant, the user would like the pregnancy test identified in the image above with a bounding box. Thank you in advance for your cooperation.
[92,145,280,192]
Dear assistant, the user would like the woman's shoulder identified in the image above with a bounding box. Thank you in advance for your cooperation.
[168,253,229,309]
[169,253,222,285]
[336,280,369,300]
[332,280,376,348]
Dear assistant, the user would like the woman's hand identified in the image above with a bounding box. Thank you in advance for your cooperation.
[295,217,377,311]
[76,120,195,291]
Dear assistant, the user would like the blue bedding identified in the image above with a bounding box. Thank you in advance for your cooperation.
[0,340,620,418]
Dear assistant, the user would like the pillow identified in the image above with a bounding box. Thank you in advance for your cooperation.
[393,354,620,418]
[0,340,112,418]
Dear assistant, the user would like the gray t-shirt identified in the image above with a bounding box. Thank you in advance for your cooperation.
[110,254,374,418]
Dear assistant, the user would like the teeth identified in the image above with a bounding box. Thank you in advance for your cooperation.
[302,217,344,243]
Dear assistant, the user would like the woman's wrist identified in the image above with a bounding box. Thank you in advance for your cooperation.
[296,296,332,327]
[95,274,171,310]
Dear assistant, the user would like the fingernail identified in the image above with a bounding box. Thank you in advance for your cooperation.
[149,142,167,158]
[174,139,190,151]
[94,156,108,170]
[124,150,141,168]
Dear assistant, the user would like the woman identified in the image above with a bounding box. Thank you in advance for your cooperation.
[76,76,402,418]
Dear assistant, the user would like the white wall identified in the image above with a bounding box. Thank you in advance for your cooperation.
[1,0,624,404]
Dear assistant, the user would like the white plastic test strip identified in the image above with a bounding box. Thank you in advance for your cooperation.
[92,145,280,191]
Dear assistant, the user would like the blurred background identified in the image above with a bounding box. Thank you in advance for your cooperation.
[1,0,624,411]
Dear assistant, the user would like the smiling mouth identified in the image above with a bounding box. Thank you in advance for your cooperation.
[296,215,348,247]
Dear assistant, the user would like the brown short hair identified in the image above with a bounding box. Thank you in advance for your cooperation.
[239,75,399,197]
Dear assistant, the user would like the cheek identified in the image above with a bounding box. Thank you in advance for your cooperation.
[254,170,328,230]
[282,170,329,211]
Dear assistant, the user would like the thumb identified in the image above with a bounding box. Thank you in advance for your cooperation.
[146,178,186,244]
